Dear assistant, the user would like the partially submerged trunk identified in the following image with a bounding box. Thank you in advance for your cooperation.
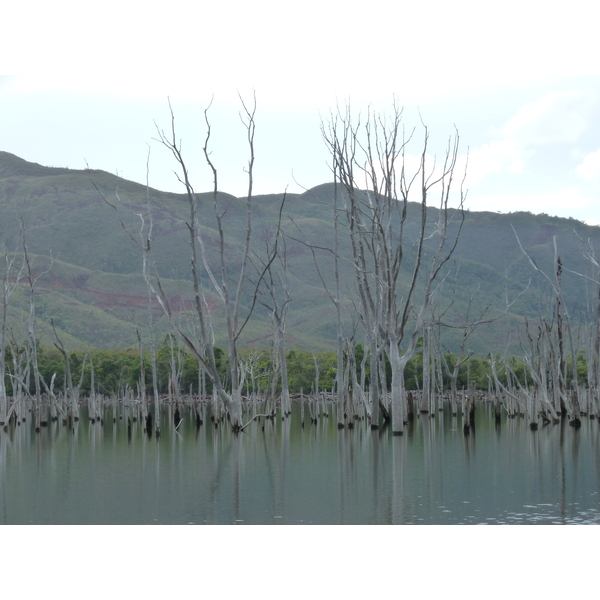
[389,340,406,435]
[0,253,23,425]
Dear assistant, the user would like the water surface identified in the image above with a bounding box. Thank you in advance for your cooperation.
[1,404,599,524]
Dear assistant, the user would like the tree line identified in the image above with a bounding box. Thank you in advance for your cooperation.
[0,339,588,400]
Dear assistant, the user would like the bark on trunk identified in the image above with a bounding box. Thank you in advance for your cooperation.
[389,341,406,435]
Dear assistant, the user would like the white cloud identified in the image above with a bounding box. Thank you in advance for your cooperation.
[501,90,592,145]
[467,188,596,219]
[462,139,532,187]
[458,89,596,191]
[576,148,600,181]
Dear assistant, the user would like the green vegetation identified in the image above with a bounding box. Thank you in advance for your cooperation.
[4,341,586,400]
[1,150,600,358]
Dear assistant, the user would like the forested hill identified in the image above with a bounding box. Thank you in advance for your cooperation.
[0,150,598,355]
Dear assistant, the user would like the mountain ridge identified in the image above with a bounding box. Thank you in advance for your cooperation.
[0,151,598,355]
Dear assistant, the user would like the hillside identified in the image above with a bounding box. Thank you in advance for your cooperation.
[0,150,598,355]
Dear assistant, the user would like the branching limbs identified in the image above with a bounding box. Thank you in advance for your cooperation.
[323,100,467,432]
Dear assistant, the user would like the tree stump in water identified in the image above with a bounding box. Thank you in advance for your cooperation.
[494,403,501,425]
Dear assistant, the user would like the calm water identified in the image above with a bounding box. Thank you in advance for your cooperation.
[1,403,599,524]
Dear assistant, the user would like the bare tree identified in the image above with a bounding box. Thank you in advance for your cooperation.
[288,190,355,427]
[323,101,466,434]
[255,212,292,416]
[0,249,24,425]
[565,232,600,418]
[514,230,581,424]
[101,95,279,431]
[21,221,54,431]
[51,318,85,424]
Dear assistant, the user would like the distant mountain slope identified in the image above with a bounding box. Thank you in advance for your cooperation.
[0,151,598,354]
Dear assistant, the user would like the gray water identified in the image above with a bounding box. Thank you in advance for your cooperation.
[1,403,599,524]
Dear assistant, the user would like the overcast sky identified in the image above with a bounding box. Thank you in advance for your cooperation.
[2,0,600,223]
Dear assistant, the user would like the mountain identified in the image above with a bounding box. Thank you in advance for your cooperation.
[0,150,598,355]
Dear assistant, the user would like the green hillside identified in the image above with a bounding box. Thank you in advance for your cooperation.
[0,150,598,355]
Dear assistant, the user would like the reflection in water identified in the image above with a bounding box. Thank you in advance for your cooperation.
[391,434,406,524]
[0,402,599,524]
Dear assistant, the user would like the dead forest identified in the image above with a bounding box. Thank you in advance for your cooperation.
[1,97,600,438]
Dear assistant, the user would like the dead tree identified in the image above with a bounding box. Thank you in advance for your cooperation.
[51,319,85,423]
[21,221,53,431]
[514,231,581,424]
[566,233,600,418]
[0,250,24,426]
[323,101,466,435]
[254,199,291,416]
[136,327,147,422]
[521,317,561,427]
[105,94,278,432]
[320,114,384,429]
[289,155,357,428]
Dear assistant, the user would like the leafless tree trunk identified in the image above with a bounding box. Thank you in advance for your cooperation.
[100,97,275,431]
[290,162,354,428]
[153,95,279,431]
[136,327,148,427]
[323,101,466,435]
[420,325,433,413]
[88,355,96,422]
[0,251,24,425]
[5,337,28,428]
[51,319,84,424]
[312,352,321,423]
[515,232,581,424]
[167,332,183,408]
[256,200,290,416]
[21,221,53,431]
[565,233,600,418]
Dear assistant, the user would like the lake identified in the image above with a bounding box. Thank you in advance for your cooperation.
[1,401,599,524]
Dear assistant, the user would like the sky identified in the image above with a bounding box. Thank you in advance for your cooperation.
[1,0,600,224]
